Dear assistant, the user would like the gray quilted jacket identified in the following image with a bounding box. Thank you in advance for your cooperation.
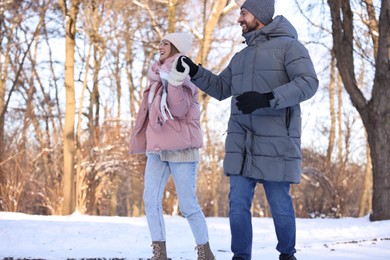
[191,15,318,183]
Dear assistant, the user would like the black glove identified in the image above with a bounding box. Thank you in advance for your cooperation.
[236,91,274,114]
[176,56,198,77]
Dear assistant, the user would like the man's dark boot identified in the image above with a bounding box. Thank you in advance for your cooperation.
[279,253,297,260]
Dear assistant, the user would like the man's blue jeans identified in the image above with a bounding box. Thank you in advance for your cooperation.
[229,175,296,259]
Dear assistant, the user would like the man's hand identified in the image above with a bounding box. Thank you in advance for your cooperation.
[236,91,274,114]
[176,55,198,77]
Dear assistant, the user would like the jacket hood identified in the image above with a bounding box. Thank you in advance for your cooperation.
[243,15,298,46]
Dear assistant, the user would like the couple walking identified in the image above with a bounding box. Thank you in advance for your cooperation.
[129,0,319,259]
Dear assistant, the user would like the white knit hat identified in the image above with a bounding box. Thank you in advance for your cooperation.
[162,32,193,55]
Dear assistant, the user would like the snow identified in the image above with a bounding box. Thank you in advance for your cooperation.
[1,212,389,260]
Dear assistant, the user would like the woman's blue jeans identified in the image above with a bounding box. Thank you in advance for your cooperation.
[229,175,296,259]
[143,153,209,245]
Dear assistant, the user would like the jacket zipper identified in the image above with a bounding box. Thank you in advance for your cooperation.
[285,107,291,136]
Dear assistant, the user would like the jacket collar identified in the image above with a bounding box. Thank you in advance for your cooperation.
[242,15,297,46]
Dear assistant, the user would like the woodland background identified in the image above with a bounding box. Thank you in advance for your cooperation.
[0,0,389,220]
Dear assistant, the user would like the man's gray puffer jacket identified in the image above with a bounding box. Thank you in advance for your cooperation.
[191,15,319,183]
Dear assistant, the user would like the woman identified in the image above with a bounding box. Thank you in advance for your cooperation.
[129,32,215,260]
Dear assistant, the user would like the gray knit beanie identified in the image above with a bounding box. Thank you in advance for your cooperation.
[241,0,275,25]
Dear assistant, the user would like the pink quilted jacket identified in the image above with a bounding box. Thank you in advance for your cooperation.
[129,54,203,154]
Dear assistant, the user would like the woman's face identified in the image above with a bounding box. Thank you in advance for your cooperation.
[158,40,172,63]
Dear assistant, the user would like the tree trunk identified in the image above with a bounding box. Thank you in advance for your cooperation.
[358,134,372,217]
[366,113,390,220]
[0,5,11,171]
[364,0,390,221]
[336,73,343,164]
[0,54,6,193]
[76,42,92,213]
[328,0,390,220]
[88,47,103,148]
[60,0,81,215]
[325,51,336,167]
[167,0,178,33]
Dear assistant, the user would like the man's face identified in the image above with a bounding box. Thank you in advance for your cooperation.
[237,8,263,33]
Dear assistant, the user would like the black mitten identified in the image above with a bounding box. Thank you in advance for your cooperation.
[236,91,274,114]
[176,56,198,77]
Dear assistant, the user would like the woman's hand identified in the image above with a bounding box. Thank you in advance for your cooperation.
[168,56,191,86]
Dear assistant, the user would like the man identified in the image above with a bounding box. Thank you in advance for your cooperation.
[172,0,318,259]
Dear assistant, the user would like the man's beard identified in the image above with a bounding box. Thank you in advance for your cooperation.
[242,19,261,33]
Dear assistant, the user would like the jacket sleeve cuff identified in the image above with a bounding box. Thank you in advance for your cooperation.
[265,92,275,100]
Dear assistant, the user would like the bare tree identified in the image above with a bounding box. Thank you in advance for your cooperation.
[328,0,390,221]
[358,131,372,217]
[324,51,337,167]
[0,1,13,193]
[59,0,82,215]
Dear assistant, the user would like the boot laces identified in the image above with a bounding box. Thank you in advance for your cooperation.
[151,243,161,260]
[196,244,206,260]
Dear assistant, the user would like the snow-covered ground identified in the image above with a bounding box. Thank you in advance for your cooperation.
[1,212,389,260]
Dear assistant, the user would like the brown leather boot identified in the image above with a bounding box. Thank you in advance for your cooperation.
[195,241,215,260]
[148,241,168,260]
